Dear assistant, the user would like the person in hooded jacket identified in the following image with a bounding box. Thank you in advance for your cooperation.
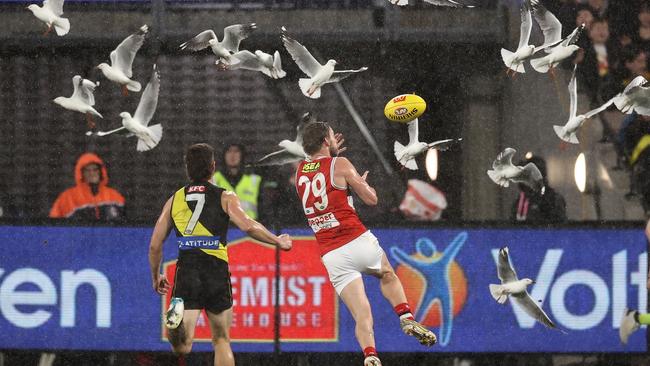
[49,152,125,222]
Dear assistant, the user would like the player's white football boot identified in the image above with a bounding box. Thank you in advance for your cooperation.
[619,308,640,345]
[363,355,382,366]
[165,297,184,329]
[400,318,437,346]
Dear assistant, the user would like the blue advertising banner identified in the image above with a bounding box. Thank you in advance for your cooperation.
[0,225,646,352]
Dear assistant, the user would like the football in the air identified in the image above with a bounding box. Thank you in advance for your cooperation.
[384,94,426,123]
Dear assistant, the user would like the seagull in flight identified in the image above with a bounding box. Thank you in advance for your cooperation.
[388,0,474,7]
[530,22,584,76]
[88,65,162,152]
[26,0,70,36]
[53,75,102,129]
[501,0,564,75]
[180,23,257,66]
[281,27,367,99]
[217,50,286,79]
[553,65,615,144]
[251,120,308,167]
[487,148,545,193]
[422,0,474,6]
[96,25,148,96]
[394,118,462,170]
[490,247,562,331]
[613,75,650,116]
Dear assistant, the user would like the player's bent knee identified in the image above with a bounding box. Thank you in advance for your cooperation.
[171,342,193,356]
[381,269,398,282]
[212,326,231,343]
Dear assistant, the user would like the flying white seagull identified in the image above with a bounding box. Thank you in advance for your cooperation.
[96,25,148,96]
[388,0,474,6]
[613,76,650,116]
[180,24,257,65]
[26,0,70,36]
[553,65,615,144]
[487,148,545,193]
[530,23,584,75]
[281,27,368,99]
[217,50,286,79]
[251,122,308,167]
[87,65,162,151]
[423,0,474,6]
[501,0,564,75]
[490,247,560,330]
[394,118,462,170]
[121,65,162,151]
[53,75,102,129]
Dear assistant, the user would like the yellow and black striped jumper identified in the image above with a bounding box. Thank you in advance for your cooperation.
[170,181,232,314]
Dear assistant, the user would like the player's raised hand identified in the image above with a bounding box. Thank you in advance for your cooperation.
[277,234,293,251]
[361,171,369,181]
[334,132,347,154]
[154,274,170,295]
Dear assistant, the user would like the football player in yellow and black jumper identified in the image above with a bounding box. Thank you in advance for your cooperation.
[148,143,292,366]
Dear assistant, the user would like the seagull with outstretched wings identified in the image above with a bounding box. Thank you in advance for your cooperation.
[553,65,615,144]
[490,247,561,331]
[394,118,462,170]
[613,75,650,116]
[181,23,257,66]
[53,75,102,129]
[88,65,162,152]
[96,25,148,96]
[388,0,475,7]
[281,27,367,99]
[487,148,545,193]
[27,0,70,36]
[218,50,286,79]
[250,114,314,167]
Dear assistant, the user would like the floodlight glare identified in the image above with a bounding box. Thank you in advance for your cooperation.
[574,153,587,193]
[426,148,439,181]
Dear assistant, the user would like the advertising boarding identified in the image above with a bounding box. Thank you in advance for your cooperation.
[0,225,646,352]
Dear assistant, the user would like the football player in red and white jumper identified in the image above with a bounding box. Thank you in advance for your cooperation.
[295,122,437,366]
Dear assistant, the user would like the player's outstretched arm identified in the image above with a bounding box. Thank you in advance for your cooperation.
[222,191,292,251]
[149,197,173,295]
[336,157,378,206]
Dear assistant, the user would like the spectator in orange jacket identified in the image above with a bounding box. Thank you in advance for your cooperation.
[49,152,125,222]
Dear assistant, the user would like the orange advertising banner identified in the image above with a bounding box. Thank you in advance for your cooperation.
[162,236,338,343]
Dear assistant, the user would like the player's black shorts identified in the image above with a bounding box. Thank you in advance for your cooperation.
[172,251,232,314]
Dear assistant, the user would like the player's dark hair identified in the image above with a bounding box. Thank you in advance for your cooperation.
[302,122,331,156]
[185,143,215,182]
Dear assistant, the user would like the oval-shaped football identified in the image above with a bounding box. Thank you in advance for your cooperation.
[384,94,427,123]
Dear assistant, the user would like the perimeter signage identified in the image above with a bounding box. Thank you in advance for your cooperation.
[0,226,646,352]
[162,237,338,342]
